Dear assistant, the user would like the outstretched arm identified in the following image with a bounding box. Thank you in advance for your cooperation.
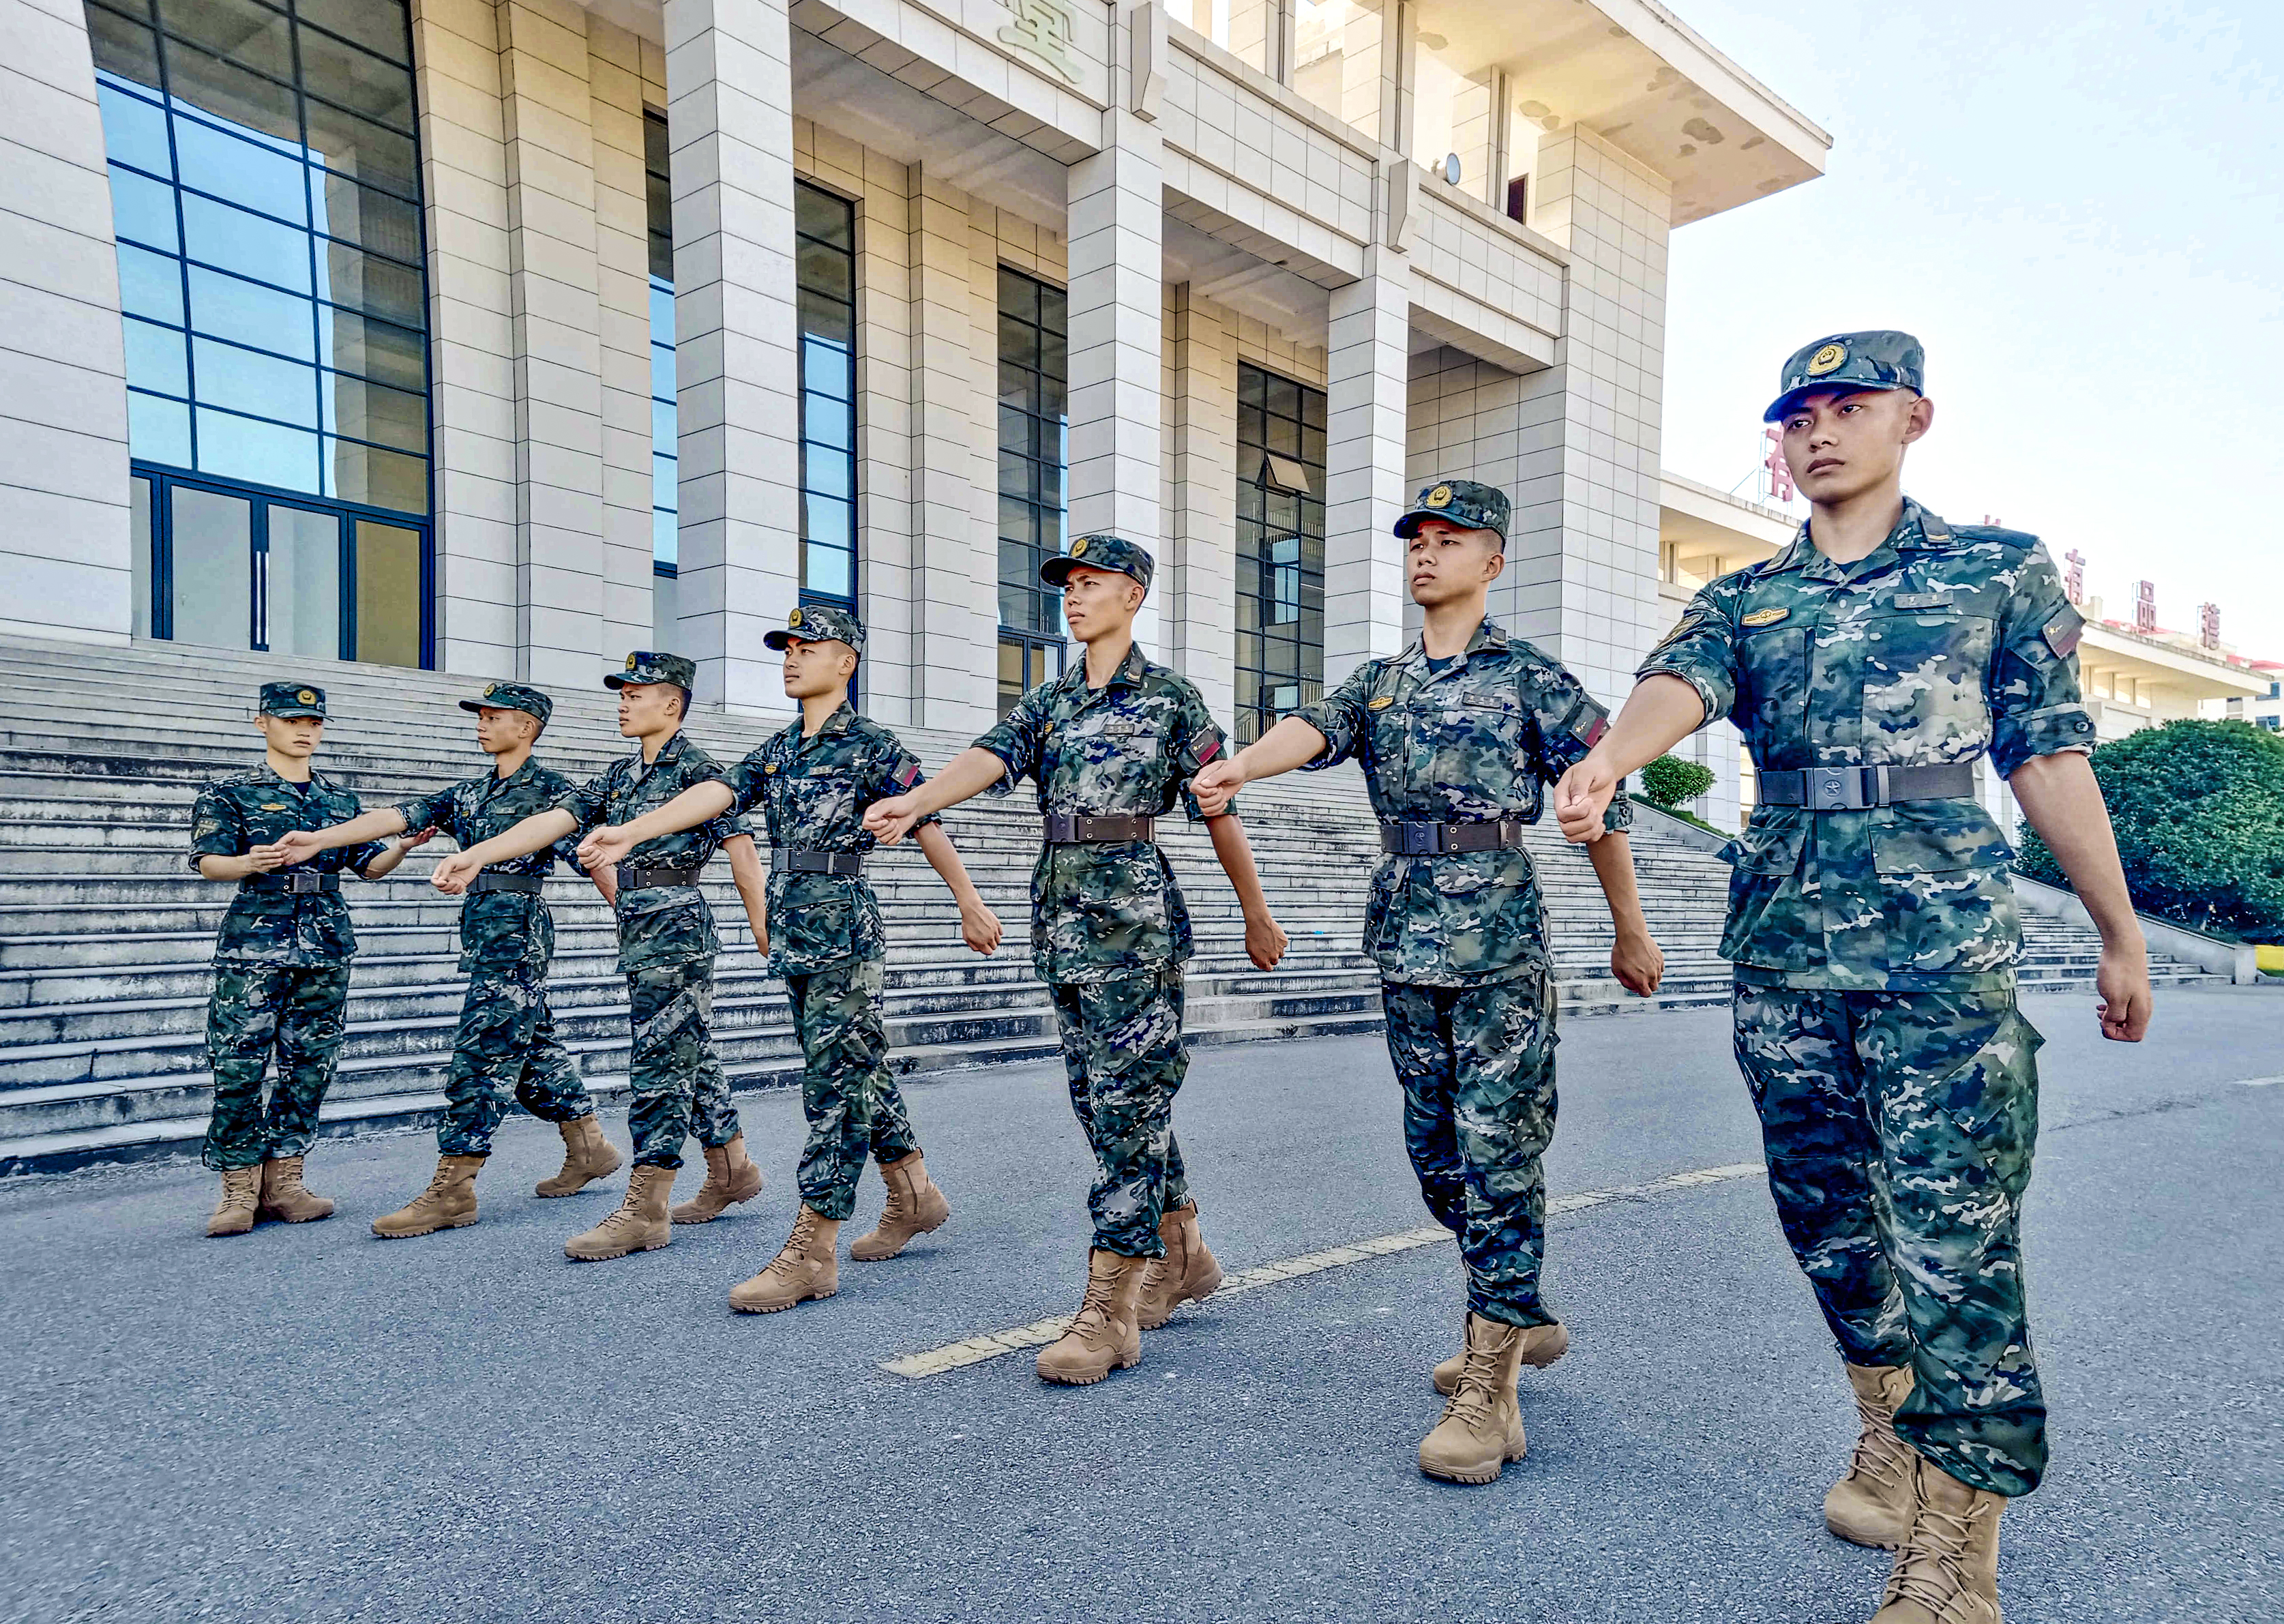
[270,807,410,865]
[1553,675,1706,844]
[577,780,737,872]
[914,823,1003,956]
[2008,751,2151,1042]
[863,748,1009,844]
[430,808,580,894]
[1584,831,1663,996]
[1192,716,1330,816]
[1206,812,1287,971]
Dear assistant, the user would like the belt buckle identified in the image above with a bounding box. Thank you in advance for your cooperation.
[287,871,320,894]
[1807,769,1869,812]
[1398,823,1437,856]
[1044,813,1073,843]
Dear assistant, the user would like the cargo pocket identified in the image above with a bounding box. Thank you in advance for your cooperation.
[1907,1003,2041,1197]
[1719,817,1812,971]
[1873,806,2020,975]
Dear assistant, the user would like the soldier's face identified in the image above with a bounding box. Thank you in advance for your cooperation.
[1060,566,1143,638]
[615,681,680,737]
[1780,388,1933,504]
[473,707,537,754]
[1406,520,1504,606]
[780,638,855,698]
[257,714,322,757]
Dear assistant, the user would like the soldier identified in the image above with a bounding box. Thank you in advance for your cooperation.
[1191,478,1665,1483]
[1553,332,2152,1623]
[865,535,1290,1386]
[430,653,771,1263]
[189,682,426,1236]
[270,681,625,1237]
[574,605,1003,1314]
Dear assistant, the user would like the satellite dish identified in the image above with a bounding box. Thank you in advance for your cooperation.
[1441,152,1462,186]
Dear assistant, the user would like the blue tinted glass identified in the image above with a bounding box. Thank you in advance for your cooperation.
[173,115,307,224]
[188,265,314,360]
[122,317,189,396]
[803,445,851,500]
[182,194,312,293]
[801,334,852,401]
[193,338,317,426]
[651,452,677,511]
[649,342,674,402]
[804,495,851,551]
[651,399,676,449]
[196,407,320,493]
[652,508,677,567]
[116,243,185,325]
[803,394,850,452]
[803,538,851,600]
[127,389,191,465]
[108,165,179,251]
[97,83,172,176]
[649,281,674,336]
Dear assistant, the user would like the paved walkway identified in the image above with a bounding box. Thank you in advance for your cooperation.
[1,988,2276,1623]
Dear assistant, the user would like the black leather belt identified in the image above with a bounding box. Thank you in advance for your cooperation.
[619,864,702,889]
[1379,817,1532,856]
[1756,762,1977,810]
[241,870,339,894]
[469,871,545,895]
[772,848,863,876]
[1042,812,1155,844]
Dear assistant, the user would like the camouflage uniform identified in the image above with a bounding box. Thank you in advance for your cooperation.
[554,654,750,1172]
[1642,349,2096,1498]
[189,683,383,1171]
[975,539,1230,1258]
[394,684,595,1157]
[1294,481,1628,1331]
[715,672,939,1222]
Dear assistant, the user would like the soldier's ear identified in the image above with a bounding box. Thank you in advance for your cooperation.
[1901,392,1933,445]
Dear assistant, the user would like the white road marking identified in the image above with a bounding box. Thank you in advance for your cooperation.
[2234,1076,2283,1088]
[878,1161,1768,1381]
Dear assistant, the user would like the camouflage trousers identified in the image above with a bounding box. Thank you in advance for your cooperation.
[1734,982,2046,1497]
[436,966,595,1157]
[783,956,920,1221]
[202,962,353,1170]
[625,960,741,1170]
[1381,966,1560,1331]
[1049,964,1190,1258]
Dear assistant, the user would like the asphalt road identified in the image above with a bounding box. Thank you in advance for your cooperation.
[0,987,2276,1623]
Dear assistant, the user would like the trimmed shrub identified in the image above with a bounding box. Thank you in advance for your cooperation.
[1640,754,1716,809]
[2015,719,2284,941]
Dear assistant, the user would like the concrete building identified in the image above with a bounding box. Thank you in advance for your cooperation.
[1,0,1829,739]
[2220,663,2282,733]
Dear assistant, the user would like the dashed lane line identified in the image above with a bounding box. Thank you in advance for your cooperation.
[878,1160,1766,1380]
[2233,1076,2283,1088]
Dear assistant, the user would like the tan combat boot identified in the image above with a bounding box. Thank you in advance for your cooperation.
[1432,1318,1569,1395]
[535,1114,622,1198]
[1869,1453,2006,1623]
[372,1155,486,1239]
[668,1133,762,1224]
[1136,1201,1223,1329]
[256,1155,335,1223]
[728,1206,843,1313]
[205,1167,262,1237]
[565,1164,675,1260]
[1419,1314,1532,1484]
[1828,1361,1918,1550]
[1036,1250,1146,1385]
[848,1151,951,1261]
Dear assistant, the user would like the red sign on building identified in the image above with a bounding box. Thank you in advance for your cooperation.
[2134,580,2156,634]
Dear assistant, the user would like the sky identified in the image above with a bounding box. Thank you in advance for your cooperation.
[1656,1,2284,659]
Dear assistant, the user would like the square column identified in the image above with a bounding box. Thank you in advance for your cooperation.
[1322,247,1412,684]
[1163,282,1237,722]
[663,0,801,714]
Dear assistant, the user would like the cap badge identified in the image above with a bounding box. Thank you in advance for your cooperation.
[1368,695,1396,711]
[1741,607,1790,628]
[625,653,638,670]
[1426,485,1453,508]
[483,683,497,697]
[296,689,316,705]
[788,609,803,629]
[1805,342,1848,377]
[1071,537,1091,559]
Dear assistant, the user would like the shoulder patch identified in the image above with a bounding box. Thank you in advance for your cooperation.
[2042,604,2085,658]
[1953,524,2042,551]
[1741,606,1790,628]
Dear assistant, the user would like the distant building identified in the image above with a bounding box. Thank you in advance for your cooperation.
[2221,662,2283,733]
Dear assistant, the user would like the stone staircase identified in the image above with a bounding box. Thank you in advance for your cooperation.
[0,636,2224,1175]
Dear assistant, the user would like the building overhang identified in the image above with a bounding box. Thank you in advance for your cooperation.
[2079,625,2270,703]
[1660,472,1794,570]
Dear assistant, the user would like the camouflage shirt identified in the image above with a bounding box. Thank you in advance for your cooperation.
[1295,618,1629,987]
[396,759,584,977]
[715,702,940,976]
[555,730,750,973]
[975,643,1230,986]
[188,765,385,966]
[1639,500,2096,992]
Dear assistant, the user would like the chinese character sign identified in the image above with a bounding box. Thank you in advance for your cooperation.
[2199,602,2220,649]
[2134,579,2156,634]
[1759,426,1795,505]
[2063,548,2086,604]
[998,0,1082,85]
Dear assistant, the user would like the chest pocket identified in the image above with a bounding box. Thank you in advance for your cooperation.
[1858,608,1996,759]
[1737,625,1810,762]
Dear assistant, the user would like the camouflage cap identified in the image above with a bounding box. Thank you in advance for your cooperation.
[459,680,553,724]
[258,680,328,720]
[1393,478,1509,543]
[1041,533,1155,594]
[604,650,698,690]
[1764,330,1925,422]
[762,602,865,654]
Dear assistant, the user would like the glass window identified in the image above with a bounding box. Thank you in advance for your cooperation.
[168,482,252,649]
[159,36,297,145]
[156,0,293,83]
[187,264,313,359]
[128,390,192,464]
[131,473,154,637]
[296,0,410,65]
[96,81,171,173]
[265,502,340,658]
[796,182,857,611]
[192,336,316,425]
[116,242,186,325]
[87,4,163,91]
[107,166,179,251]
[197,405,319,492]
[316,306,424,391]
[326,438,426,512]
[354,518,421,665]
[643,111,677,580]
[996,263,1067,700]
[1234,362,1327,742]
[298,29,415,130]
[175,115,306,222]
[124,319,188,397]
[182,192,312,291]
[1292,0,1384,143]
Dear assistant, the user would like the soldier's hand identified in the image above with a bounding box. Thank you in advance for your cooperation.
[1245,911,1289,972]
[863,795,923,845]
[268,830,323,864]
[399,826,437,850]
[242,842,291,872]
[1612,931,1664,997]
[1554,760,1619,844]
[2096,941,2153,1042]
[1191,758,1246,817]
[960,900,1003,956]
[430,853,481,894]
[578,825,637,870]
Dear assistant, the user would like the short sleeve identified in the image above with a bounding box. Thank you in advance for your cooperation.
[554,773,610,837]
[1636,589,1740,727]
[187,786,243,872]
[394,786,454,838]
[339,793,387,876]
[1989,543,2097,778]
[867,741,940,829]
[1517,658,1614,781]
[715,750,769,816]
[1292,664,1377,771]
[1169,691,1233,823]
[972,690,1047,798]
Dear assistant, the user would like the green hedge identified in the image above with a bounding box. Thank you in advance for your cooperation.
[2015,719,2284,941]
[1640,754,1715,808]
